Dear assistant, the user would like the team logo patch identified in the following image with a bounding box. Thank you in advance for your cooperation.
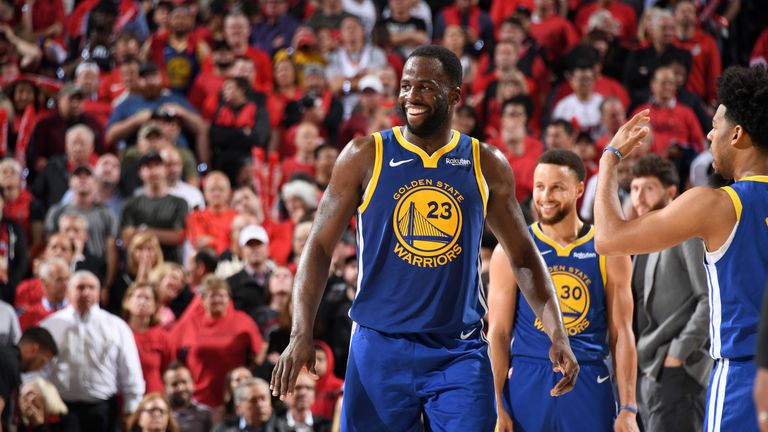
[535,266,591,336]
[391,179,464,267]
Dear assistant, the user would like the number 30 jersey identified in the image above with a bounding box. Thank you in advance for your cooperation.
[511,223,610,362]
[349,127,488,335]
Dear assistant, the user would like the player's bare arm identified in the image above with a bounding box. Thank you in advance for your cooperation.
[603,255,639,432]
[481,142,579,396]
[270,136,376,398]
[594,110,737,256]
[488,244,520,432]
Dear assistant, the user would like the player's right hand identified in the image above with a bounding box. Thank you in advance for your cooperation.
[549,337,579,397]
[495,405,514,432]
[270,334,317,399]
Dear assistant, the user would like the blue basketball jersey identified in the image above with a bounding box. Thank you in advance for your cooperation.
[350,127,488,334]
[511,223,609,362]
[705,176,768,359]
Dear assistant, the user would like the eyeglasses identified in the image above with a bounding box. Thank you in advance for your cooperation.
[142,407,169,416]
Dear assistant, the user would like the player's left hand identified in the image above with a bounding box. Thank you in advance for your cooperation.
[548,336,579,396]
[614,410,639,432]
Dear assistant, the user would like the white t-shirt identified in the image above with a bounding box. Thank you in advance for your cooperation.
[552,93,604,134]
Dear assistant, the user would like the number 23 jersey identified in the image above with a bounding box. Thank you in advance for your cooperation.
[512,223,609,362]
[350,127,488,335]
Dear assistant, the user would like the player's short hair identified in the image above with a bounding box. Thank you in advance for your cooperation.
[407,45,463,88]
[538,149,586,182]
[717,65,768,151]
[19,327,58,356]
[631,154,680,188]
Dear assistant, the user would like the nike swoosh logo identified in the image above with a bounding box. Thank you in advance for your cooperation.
[389,158,414,167]
[460,328,476,340]
[541,250,553,255]
[597,375,609,384]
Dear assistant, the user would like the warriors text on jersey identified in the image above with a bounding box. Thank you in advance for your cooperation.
[349,127,488,334]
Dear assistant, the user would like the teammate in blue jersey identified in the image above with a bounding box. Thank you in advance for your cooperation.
[270,45,579,431]
[489,150,638,432]
[595,65,768,431]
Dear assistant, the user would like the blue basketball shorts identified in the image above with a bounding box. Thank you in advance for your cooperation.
[502,356,617,432]
[340,324,496,432]
[704,358,758,432]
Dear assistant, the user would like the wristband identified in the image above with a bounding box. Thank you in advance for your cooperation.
[619,405,638,414]
[603,146,623,161]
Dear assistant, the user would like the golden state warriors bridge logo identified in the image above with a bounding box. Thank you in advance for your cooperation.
[535,266,591,336]
[392,179,464,267]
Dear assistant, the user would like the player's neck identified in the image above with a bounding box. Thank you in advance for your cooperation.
[733,151,768,181]
[401,125,453,154]
[539,212,584,246]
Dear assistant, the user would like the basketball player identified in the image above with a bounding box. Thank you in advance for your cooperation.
[270,45,579,431]
[594,65,768,431]
[489,150,638,432]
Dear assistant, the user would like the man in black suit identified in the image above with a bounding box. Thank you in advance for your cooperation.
[226,225,272,319]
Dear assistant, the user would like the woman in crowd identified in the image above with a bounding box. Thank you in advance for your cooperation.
[123,281,175,394]
[109,232,164,313]
[128,394,179,432]
[150,262,194,326]
[170,275,265,410]
[221,366,254,422]
[18,378,77,431]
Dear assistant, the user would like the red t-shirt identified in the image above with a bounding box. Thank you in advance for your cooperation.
[4,189,35,241]
[281,158,316,183]
[632,102,705,156]
[529,15,580,64]
[14,278,43,310]
[676,29,721,104]
[133,326,175,394]
[186,207,239,255]
[19,303,54,331]
[171,309,264,407]
[490,0,535,27]
[31,0,66,42]
[488,135,543,202]
[189,72,226,113]
[750,28,768,66]
[575,2,637,43]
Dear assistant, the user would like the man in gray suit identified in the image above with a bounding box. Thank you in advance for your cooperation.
[629,155,711,432]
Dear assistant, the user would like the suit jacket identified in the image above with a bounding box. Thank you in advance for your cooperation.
[633,237,712,386]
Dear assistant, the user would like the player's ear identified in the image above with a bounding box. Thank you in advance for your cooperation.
[732,124,748,149]
[449,86,462,106]
[576,181,585,199]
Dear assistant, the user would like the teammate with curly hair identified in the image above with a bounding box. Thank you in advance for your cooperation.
[593,65,768,431]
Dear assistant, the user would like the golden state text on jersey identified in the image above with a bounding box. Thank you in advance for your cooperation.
[350,127,488,334]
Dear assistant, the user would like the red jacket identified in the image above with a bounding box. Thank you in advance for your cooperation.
[676,29,722,104]
[632,101,705,156]
[311,340,343,420]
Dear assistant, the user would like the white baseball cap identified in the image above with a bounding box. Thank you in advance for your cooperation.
[239,224,269,246]
[358,74,383,93]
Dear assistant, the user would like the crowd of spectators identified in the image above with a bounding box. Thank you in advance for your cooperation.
[0,0,765,430]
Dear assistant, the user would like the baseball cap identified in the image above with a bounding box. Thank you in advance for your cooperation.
[239,224,269,246]
[152,106,178,122]
[138,151,164,167]
[58,83,84,98]
[138,123,164,140]
[358,74,383,93]
[72,165,93,176]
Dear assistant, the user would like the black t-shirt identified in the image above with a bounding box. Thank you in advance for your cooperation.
[0,345,20,430]
[120,194,188,263]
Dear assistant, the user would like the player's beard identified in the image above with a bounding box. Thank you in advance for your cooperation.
[403,102,450,138]
[536,202,571,226]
